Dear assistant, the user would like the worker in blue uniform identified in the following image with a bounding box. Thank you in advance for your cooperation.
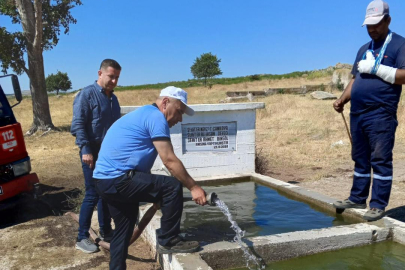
[333,0,405,221]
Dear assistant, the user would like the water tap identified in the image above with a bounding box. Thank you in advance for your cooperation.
[183,192,218,206]
[205,192,218,206]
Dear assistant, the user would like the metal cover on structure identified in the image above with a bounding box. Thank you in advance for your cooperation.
[182,122,237,153]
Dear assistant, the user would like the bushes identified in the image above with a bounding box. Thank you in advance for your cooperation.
[306,69,334,80]
[335,74,345,91]
[255,147,268,174]
[249,74,261,81]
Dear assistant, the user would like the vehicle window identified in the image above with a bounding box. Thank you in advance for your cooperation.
[0,94,15,126]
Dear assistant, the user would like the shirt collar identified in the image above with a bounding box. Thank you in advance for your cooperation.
[93,81,114,93]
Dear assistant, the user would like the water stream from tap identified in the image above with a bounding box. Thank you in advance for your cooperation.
[214,197,264,270]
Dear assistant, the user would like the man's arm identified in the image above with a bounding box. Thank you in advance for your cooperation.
[357,61,405,84]
[71,91,94,168]
[396,42,405,84]
[153,140,207,205]
[357,43,405,85]
[394,69,405,85]
[333,77,355,113]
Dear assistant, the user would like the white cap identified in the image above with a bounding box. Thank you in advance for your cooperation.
[159,86,195,116]
[363,0,389,26]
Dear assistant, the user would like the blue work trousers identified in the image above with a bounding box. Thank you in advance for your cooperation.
[349,107,397,210]
[95,171,183,270]
[77,144,112,240]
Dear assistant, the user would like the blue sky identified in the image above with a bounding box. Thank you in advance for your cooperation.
[1,0,405,93]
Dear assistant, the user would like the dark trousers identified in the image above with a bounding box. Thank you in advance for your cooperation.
[77,144,112,240]
[349,107,397,210]
[95,171,183,270]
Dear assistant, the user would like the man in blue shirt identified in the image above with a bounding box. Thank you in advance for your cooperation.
[333,0,405,221]
[94,86,207,270]
[71,59,121,253]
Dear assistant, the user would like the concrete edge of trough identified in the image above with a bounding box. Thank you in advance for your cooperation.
[251,173,367,223]
[200,223,391,270]
[137,204,213,270]
[121,102,265,115]
[250,173,405,230]
[392,223,405,245]
[194,173,252,183]
[138,173,405,270]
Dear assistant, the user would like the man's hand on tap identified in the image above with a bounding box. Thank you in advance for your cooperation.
[190,185,207,206]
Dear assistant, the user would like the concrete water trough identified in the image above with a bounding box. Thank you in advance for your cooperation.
[180,177,357,243]
[138,174,405,270]
[121,102,405,270]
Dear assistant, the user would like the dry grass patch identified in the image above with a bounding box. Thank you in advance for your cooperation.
[255,92,352,180]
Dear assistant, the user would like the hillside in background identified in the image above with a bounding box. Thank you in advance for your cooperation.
[114,63,352,91]
[9,63,351,97]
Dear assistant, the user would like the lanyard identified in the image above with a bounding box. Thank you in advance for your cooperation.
[362,31,392,75]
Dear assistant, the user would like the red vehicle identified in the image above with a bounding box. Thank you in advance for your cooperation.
[0,74,39,210]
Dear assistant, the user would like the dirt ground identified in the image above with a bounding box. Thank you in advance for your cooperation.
[0,208,160,270]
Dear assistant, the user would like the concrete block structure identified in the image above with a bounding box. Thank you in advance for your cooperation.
[121,102,265,178]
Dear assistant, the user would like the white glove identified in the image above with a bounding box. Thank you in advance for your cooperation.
[358,59,375,74]
[376,65,397,84]
[357,51,397,84]
[357,50,376,73]
[366,51,375,61]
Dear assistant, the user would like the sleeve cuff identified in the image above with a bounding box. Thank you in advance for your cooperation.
[152,136,171,142]
[81,145,92,155]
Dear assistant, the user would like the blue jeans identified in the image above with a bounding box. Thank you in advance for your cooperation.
[95,171,183,270]
[77,144,112,241]
[349,107,398,210]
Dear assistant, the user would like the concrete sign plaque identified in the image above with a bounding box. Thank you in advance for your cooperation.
[182,122,237,152]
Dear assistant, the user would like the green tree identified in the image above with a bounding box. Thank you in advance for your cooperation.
[336,74,344,91]
[46,71,72,95]
[0,0,82,134]
[190,52,222,86]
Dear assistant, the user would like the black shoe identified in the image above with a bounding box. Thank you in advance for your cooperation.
[157,235,200,254]
[100,230,114,243]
